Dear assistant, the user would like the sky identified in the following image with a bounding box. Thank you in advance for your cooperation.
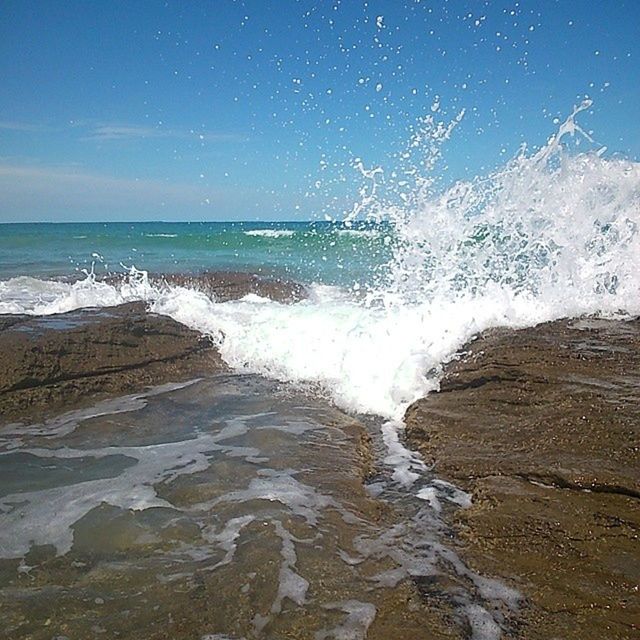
[0,0,639,222]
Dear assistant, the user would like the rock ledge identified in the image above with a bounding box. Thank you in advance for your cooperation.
[405,317,639,639]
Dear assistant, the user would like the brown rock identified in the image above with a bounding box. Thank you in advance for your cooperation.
[0,302,226,423]
[150,271,307,303]
[405,317,640,639]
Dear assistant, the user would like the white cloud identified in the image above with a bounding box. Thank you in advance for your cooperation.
[0,119,245,144]
[83,123,245,143]
[0,163,238,221]
[0,121,54,133]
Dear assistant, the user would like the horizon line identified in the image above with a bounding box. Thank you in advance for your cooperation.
[0,219,340,225]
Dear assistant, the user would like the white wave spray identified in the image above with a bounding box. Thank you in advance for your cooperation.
[1,103,639,423]
[153,102,640,420]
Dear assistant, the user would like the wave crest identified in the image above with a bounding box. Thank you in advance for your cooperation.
[1,104,638,420]
[245,229,296,238]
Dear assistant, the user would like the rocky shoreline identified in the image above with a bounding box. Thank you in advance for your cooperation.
[0,302,225,423]
[405,317,639,639]
[0,272,305,424]
[0,281,637,638]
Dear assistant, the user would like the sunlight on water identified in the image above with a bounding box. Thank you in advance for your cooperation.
[1,104,639,423]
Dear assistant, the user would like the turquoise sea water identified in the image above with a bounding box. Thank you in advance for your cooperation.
[1,109,638,418]
[0,221,391,286]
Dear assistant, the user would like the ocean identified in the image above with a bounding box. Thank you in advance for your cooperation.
[0,220,390,286]
[2,108,639,419]
[1,108,639,639]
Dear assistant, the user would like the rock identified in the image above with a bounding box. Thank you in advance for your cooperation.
[404,317,640,639]
[155,271,307,303]
[0,302,226,423]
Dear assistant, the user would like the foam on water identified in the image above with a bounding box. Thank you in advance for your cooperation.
[1,104,638,424]
[202,515,256,571]
[244,229,296,238]
[315,601,377,640]
[0,403,277,558]
[0,381,196,445]
[0,269,156,315]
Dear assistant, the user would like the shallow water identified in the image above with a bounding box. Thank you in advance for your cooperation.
[0,375,517,639]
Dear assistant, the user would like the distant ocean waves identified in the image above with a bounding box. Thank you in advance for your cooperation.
[244,229,296,238]
[243,228,379,239]
[0,221,391,286]
[144,233,179,238]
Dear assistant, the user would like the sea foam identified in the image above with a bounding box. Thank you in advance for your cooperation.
[1,104,638,421]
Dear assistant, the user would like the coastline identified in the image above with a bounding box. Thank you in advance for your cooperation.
[405,317,640,639]
[0,280,638,637]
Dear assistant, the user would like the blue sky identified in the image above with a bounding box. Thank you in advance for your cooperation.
[1,0,638,222]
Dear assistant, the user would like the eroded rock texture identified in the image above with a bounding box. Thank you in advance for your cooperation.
[0,303,225,423]
[405,317,639,639]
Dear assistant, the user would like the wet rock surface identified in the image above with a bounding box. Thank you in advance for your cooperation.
[405,317,640,639]
[0,374,460,640]
[0,272,306,424]
[0,303,225,423]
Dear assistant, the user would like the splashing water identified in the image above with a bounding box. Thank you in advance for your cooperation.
[160,103,639,419]
[1,104,639,422]
[0,266,157,315]
[376,100,640,311]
